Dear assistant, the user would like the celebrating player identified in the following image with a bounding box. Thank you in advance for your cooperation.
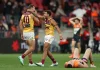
[32,10,63,67]
[18,5,39,66]
[64,48,96,68]
[69,17,83,58]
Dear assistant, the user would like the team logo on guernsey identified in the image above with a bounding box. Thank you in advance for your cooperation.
[45,18,50,24]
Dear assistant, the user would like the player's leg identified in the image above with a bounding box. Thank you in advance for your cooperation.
[73,48,79,58]
[82,48,92,61]
[47,51,58,66]
[18,40,35,65]
[77,42,81,58]
[36,35,54,67]
[69,40,76,58]
[77,42,81,53]
[22,40,35,58]
[82,48,96,67]
[28,52,37,66]
[35,42,50,66]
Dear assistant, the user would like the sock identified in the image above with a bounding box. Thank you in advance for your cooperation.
[90,61,94,65]
[22,54,25,59]
[29,60,33,64]
[41,59,45,64]
[50,58,56,63]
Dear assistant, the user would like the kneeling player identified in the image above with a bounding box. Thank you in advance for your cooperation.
[64,48,96,68]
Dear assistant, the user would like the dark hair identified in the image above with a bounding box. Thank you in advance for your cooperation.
[67,64,72,68]
[44,10,52,16]
[27,4,34,9]
[73,18,80,22]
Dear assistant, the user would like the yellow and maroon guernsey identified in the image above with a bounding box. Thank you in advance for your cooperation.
[20,12,34,32]
[45,18,55,36]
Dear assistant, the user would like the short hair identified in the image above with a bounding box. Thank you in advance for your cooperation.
[44,10,52,16]
[27,4,34,9]
[67,64,72,68]
[73,18,80,22]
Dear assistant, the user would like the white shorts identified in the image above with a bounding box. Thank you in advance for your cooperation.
[23,32,35,40]
[44,35,54,44]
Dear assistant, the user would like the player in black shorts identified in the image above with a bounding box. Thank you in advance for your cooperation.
[69,17,83,58]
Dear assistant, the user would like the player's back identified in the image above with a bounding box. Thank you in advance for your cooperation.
[21,12,34,32]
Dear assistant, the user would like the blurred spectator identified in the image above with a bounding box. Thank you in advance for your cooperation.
[81,27,90,51]
[91,7,99,28]
[12,1,21,25]
[48,0,59,13]
[25,0,43,10]
[3,0,13,23]
[8,19,18,38]
[0,0,4,19]
[63,0,74,16]
[59,39,69,53]
[93,28,100,53]
[0,19,8,38]
[72,5,86,18]
[42,0,50,10]
[54,5,66,27]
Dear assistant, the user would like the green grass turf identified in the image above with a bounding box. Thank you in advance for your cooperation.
[0,54,99,70]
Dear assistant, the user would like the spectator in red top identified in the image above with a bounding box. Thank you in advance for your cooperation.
[59,39,69,53]
[82,27,90,50]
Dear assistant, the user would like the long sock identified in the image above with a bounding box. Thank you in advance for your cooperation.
[41,59,45,64]
[90,61,94,65]
[29,60,33,64]
[22,54,25,59]
[50,58,56,63]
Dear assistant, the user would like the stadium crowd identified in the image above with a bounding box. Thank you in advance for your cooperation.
[0,0,100,53]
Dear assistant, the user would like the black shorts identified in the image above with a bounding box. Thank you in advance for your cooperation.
[73,35,81,43]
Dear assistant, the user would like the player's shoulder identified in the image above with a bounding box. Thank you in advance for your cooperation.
[50,18,56,23]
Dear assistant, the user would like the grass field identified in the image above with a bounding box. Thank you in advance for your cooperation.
[0,54,99,70]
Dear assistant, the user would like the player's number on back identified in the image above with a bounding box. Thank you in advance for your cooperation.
[23,16,30,28]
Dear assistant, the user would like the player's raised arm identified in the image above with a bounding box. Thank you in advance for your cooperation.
[32,11,45,20]
[51,19,63,40]
[69,17,77,25]
[31,14,39,24]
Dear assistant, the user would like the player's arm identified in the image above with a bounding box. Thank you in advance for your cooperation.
[19,15,23,39]
[31,14,39,24]
[51,19,63,40]
[32,12,45,20]
[78,17,84,26]
[69,17,76,25]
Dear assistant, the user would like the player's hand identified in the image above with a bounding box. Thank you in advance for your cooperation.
[59,34,63,40]
[21,34,24,40]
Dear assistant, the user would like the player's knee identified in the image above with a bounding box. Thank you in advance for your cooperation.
[71,42,75,47]
[30,47,35,51]
[71,44,75,47]
[43,47,48,52]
